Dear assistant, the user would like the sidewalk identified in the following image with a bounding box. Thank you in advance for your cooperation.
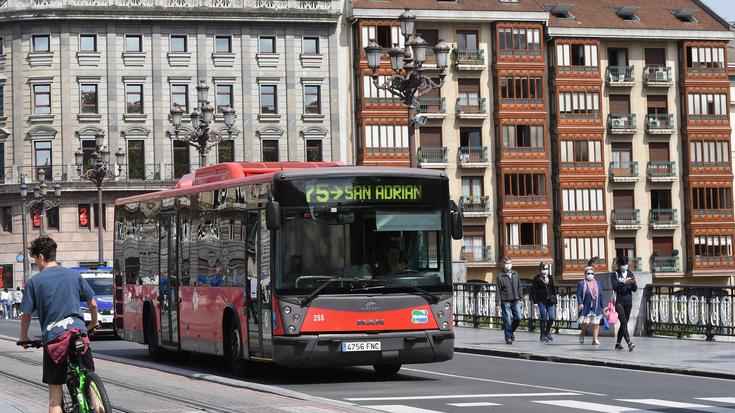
[454,326,735,379]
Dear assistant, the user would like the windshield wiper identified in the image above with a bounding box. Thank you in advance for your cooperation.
[300,277,343,306]
[349,280,387,293]
[407,285,440,304]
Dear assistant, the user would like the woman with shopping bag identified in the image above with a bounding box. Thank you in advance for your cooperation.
[611,256,637,351]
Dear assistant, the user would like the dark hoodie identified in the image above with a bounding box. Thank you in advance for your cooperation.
[530,273,556,305]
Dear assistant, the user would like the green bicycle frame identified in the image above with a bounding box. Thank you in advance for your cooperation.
[71,363,89,413]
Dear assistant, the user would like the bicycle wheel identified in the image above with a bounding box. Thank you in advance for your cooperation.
[84,372,112,413]
[63,382,79,413]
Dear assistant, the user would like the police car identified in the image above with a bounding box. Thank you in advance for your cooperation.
[74,267,115,336]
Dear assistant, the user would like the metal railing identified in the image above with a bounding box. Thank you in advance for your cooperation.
[499,47,541,56]
[504,195,547,203]
[651,256,679,273]
[456,97,486,114]
[506,245,548,252]
[417,97,446,114]
[503,146,545,154]
[459,195,490,213]
[687,65,726,75]
[457,146,488,163]
[647,161,675,178]
[645,284,734,340]
[454,49,485,66]
[417,147,447,164]
[643,66,672,83]
[364,97,401,105]
[606,65,635,82]
[0,0,336,9]
[611,208,640,226]
[645,113,674,130]
[690,161,730,168]
[459,246,492,263]
[608,113,636,130]
[609,161,638,177]
[561,161,602,170]
[693,209,732,216]
[558,65,599,73]
[562,210,606,217]
[649,209,678,225]
[688,114,728,121]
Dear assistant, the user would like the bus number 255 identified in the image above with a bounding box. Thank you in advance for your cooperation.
[313,314,325,322]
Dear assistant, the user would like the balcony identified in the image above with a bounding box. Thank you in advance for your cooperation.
[562,210,606,219]
[506,245,550,256]
[460,196,490,218]
[456,97,487,119]
[611,208,641,230]
[649,209,678,230]
[643,66,673,87]
[457,146,490,168]
[461,246,492,264]
[417,147,448,169]
[651,256,680,273]
[420,49,439,70]
[647,161,676,182]
[644,114,674,134]
[560,161,603,172]
[690,161,730,169]
[453,49,485,70]
[502,145,545,155]
[694,256,735,265]
[606,65,635,86]
[609,161,639,183]
[608,114,637,134]
[417,97,446,118]
[504,195,547,204]
[693,209,733,219]
[557,65,599,74]
[687,65,726,76]
[688,114,728,122]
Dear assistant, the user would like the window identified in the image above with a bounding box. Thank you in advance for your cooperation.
[306,140,322,161]
[362,76,400,103]
[34,141,52,179]
[0,85,4,118]
[171,84,189,112]
[259,36,275,54]
[506,222,548,247]
[459,127,481,147]
[376,26,393,48]
[686,46,725,70]
[500,76,543,103]
[127,140,145,180]
[126,84,143,114]
[216,85,233,112]
[1,206,11,233]
[260,85,277,114]
[694,235,733,258]
[556,43,598,67]
[80,35,97,52]
[303,85,321,114]
[170,35,187,53]
[0,37,4,55]
[33,84,51,115]
[562,188,604,214]
[303,37,319,54]
[32,35,50,52]
[504,174,546,198]
[692,187,732,211]
[461,177,483,197]
[80,139,96,171]
[32,206,59,230]
[502,125,544,149]
[564,237,606,262]
[456,31,478,50]
[690,140,730,166]
[560,140,602,164]
[262,140,279,161]
[173,140,190,178]
[558,91,600,117]
[77,203,106,229]
[80,84,98,114]
[360,25,402,49]
[498,27,540,55]
[218,140,234,163]
[0,143,4,182]
[215,36,232,53]
[364,125,409,153]
[687,93,727,116]
[457,79,480,108]
[671,9,698,23]
[125,35,142,52]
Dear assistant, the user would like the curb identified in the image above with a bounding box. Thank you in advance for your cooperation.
[0,334,373,412]
[454,345,735,381]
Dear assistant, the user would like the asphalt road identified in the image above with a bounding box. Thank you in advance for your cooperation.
[2,320,734,413]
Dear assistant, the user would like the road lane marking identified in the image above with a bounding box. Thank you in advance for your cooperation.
[533,400,656,412]
[697,398,735,404]
[401,367,605,396]
[618,398,735,413]
[447,402,501,407]
[346,392,579,401]
[363,405,446,413]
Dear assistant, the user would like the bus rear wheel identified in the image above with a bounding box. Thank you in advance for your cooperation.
[373,364,401,376]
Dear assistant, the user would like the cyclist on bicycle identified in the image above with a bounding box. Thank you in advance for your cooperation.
[19,236,99,413]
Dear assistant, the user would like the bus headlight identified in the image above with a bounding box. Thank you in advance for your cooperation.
[437,311,445,319]
[283,306,292,314]
[441,321,449,330]
[292,314,301,322]
[443,302,451,311]
[288,325,296,334]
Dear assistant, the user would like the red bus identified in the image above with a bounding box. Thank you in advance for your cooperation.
[113,162,462,375]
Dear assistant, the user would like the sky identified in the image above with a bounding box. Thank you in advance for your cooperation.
[702,0,735,22]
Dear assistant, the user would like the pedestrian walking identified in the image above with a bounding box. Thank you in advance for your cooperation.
[13,287,24,318]
[530,262,556,342]
[612,256,637,351]
[576,266,604,345]
[1,288,12,320]
[495,257,523,345]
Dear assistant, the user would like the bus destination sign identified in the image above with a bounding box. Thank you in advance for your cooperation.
[305,182,422,204]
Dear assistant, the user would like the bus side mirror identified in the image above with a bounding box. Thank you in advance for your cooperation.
[450,200,463,240]
[265,201,281,231]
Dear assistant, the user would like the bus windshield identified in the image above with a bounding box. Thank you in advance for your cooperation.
[85,277,114,296]
[278,207,448,294]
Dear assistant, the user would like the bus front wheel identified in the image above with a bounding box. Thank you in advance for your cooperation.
[226,321,247,376]
[145,312,164,361]
[373,364,401,376]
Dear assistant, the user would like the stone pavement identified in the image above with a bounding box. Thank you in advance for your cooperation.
[454,326,735,379]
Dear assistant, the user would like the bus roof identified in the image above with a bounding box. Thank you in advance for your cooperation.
[115,162,447,205]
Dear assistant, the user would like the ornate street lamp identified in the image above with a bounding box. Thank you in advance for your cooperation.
[24,169,62,237]
[74,132,126,267]
[170,80,237,167]
[364,9,450,168]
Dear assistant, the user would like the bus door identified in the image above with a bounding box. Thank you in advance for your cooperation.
[159,212,180,347]
[246,210,273,360]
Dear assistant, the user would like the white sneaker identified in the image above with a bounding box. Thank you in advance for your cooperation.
[592,339,600,345]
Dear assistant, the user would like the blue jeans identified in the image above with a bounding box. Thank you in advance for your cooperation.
[538,303,556,336]
[2,301,9,319]
[501,300,522,341]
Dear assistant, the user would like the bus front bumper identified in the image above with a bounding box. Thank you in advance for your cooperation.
[272,330,453,368]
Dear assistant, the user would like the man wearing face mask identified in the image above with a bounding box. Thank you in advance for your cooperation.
[495,257,523,345]
[576,266,604,345]
[611,256,637,351]
[530,262,556,343]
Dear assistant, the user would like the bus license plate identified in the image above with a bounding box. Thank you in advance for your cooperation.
[341,341,381,352]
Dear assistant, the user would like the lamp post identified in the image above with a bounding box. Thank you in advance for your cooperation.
[363,9,450,168]
[170,80,237,167]
[74,132,126,267]
[23,169,62,237]
[19,176,31,286]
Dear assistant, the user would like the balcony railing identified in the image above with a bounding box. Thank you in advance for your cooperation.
[687,65,726,75]
[503,145,545,154]
[460,196,490,213]
[688,114,728,121]
[612,208,641,226]
[1,163,183,184]
[364,97,401,105]
[561,161,603,170]
[693,209,732,216]
[651,256,679,273]
[562,210,605,217]
[608,113,636,132]
[560,113,600,121]
[606,65,635,83]
[690,161,730,168]
[499,47,542,57]
[417,97,446,114]
[643,66,672,84]
[0,0,336,10]
[417,147,447,164]
[650,209,678,226]
[504,195,547,203]
[558,65,599,73]
[460,246,492,262]
[609,161,638,178]
[454,49,485,66]
[647,161,676,178]
[456,97,486,114]
[457,146,489,164]
[507,245,548,252]
[645,114,674,131]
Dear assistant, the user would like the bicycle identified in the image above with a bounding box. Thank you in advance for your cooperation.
[18,330,112,413]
